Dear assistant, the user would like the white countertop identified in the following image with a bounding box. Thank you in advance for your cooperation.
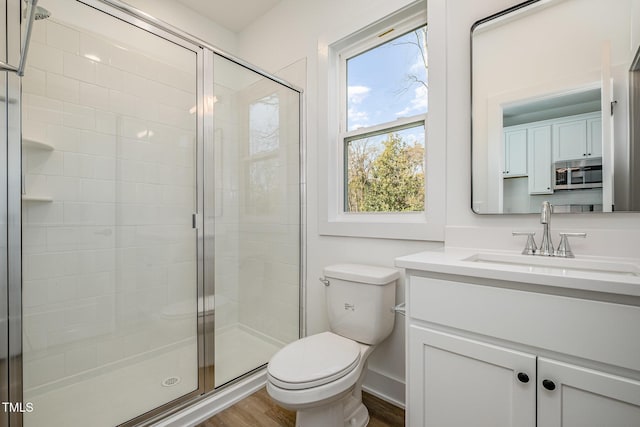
[395,249,640,297]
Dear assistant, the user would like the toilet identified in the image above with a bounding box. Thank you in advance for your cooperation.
[267,263,399,427]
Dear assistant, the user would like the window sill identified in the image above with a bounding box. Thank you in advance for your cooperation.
[319,212,444,241]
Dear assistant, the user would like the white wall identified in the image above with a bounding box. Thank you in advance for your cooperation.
[237,0,441,406]
[121,0,238,54]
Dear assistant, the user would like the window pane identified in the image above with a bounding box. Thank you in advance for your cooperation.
[249,94,279,155]
[347,25,427,131]
[345,123,425,212]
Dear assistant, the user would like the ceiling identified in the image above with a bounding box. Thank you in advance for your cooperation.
[175,0,282,33]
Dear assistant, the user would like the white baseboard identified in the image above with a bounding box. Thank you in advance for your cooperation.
[362,367,406,409]
[153,370,267,427]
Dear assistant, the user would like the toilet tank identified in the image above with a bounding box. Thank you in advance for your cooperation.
[323,264,399,345]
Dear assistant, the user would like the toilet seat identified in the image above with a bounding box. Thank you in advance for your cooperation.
[268,332,361,390]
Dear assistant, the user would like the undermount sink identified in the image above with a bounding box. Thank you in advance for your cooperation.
[463,252,640,277]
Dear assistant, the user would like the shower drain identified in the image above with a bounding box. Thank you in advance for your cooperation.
[161,376,182,387]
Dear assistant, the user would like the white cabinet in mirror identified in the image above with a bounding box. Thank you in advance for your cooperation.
[471,0,639,213]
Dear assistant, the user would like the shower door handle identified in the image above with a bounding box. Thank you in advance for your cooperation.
[1,0,40,76]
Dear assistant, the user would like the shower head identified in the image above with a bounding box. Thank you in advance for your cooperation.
[34,6,50,20]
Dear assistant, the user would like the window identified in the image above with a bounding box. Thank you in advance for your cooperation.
[318,1,445,240]
[341,24,427,213]
[246,94,280,216]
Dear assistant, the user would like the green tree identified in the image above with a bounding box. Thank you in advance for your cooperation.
[347,133,424,212]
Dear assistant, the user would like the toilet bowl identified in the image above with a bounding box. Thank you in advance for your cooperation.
[266,264,399,427]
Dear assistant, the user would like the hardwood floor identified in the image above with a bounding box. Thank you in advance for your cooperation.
[196,388,405,427]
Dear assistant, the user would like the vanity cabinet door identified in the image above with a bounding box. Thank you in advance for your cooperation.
[408,326,536,427]
[537,358,640,427]
[503,128,528,177]
[553,119,587,161]
[527,125,553,194]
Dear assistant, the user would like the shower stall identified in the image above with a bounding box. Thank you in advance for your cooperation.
[1,0,302,425]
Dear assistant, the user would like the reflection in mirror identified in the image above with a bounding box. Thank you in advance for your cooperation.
[471,0,640,214]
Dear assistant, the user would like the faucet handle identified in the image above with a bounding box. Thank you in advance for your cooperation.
[512,232,537,255]
[556,232,587,258]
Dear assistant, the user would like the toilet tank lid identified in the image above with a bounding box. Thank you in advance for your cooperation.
[323,264,400,285]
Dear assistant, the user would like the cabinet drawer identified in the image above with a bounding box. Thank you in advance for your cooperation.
[409,276,640,372]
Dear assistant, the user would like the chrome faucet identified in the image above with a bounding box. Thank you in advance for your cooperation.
[538,201,554,256]
[513,201,587,257]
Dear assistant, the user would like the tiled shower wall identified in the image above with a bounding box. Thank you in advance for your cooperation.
[21,18,197,391]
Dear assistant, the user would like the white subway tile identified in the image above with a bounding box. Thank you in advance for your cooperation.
[63,103,95,130]
[77,271,114,298]
[48,276,79,303]
[24,201,64,226]
[96,63,123,91]
[80,179,115,203]
[46,124,79,152]
[80,33,112,65]
[79,82,109,110]
[95,111,117,135]
[23,280,49,311]
[25,150,63,175]
[47,72,80,103]
[22,119,48,143]
[23,94,64,125]
[46,227,78,251]
[47,22,79,54]
[63,52,96,83]
[121,72,151,100]
[23,252,72,280]
[23,67,46,96]
[23,226,47,255]
[78,249,116,274]
[63,202,115,226]
[25,174,79,201]
[108,90,138,117]
[119,117,148,140]
[28,41,63,74]
[77,227,115,251]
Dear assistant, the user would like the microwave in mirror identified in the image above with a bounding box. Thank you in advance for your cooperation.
[554,158,603,190]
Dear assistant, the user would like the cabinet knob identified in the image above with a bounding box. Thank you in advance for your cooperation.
[583,153,586,156]
[517,372,529,383]
[542,379,556,391]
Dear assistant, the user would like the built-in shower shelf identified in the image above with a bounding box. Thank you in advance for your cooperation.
[22,138,54,151]
[21,195,53,202]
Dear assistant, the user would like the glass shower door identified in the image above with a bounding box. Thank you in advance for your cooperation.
[20,1,201,425]
[212,54,300,387]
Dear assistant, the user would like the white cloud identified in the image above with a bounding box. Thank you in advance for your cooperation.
[348,85,370,104]
[395,85,428,117]
[347,85,371,129]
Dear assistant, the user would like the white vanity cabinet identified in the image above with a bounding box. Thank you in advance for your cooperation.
[405,274,640,427]
[552,112,602,161]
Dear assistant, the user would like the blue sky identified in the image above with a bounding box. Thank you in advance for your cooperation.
[347,26,428,132]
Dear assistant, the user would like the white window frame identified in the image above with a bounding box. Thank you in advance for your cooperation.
[318,0,444,240]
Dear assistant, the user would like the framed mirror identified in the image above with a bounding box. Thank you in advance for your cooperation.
[471,0,640,214]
